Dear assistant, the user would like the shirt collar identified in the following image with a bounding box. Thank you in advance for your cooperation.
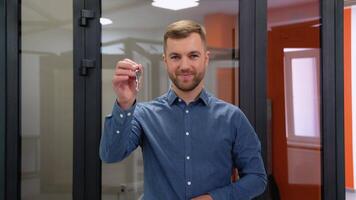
[167,89,178,105]
[167,88,210,106]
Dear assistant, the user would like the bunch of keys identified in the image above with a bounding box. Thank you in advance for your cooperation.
[135,68,142,91]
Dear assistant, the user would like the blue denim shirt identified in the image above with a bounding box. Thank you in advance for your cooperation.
[100,89,267,200]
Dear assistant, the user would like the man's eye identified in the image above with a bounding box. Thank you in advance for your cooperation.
[190,54,199,59]
[170,55,180,60]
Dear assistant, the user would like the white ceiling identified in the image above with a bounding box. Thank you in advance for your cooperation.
[21,0,321,54]
[102,0,319,29]
[22,0,319,29]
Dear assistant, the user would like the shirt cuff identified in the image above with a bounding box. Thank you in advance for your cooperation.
[107,99,136,127]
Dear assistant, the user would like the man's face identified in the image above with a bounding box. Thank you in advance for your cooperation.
[163,33,209,92]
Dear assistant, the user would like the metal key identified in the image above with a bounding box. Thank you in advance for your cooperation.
[135,69,142,91]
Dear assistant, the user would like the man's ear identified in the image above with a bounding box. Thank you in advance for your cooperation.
[205,50,210,66]
[162,53,168,66]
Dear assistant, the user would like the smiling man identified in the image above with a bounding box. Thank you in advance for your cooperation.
[100,20,267,200]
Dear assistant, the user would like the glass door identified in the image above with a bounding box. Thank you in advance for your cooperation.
[101,1,240,199]
[266,0,322,199]
[21,0,73,199]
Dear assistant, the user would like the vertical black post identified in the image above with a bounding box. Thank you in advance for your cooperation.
[0,0,5,199]
[240,0,256,125]
[85,0,102,199]
[240,0,268,198]
[73,0,86,199]
[255,0,267,173]
[321,0,344,199]
[4,0,21,199]
[334,0,345,199]
[73,0,102,198]
[239,0,268,153]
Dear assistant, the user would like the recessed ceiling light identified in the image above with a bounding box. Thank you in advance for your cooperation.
[152,0,199,11]
[100,18,113,25]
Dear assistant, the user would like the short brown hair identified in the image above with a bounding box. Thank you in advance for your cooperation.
[163,20,207,52]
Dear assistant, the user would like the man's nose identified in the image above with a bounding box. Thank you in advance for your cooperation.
[180,56,190,69]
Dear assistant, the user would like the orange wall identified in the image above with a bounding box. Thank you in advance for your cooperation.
[205,14,237,104]
[215,68,236,104]
[267,20,321,200]
[344,7,354,190]
[205,13,236,49]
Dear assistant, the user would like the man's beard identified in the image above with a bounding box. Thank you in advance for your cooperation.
[169,69,204,92]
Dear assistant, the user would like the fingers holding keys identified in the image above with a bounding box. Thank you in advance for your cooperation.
[115,68,136,78]
[116,58,140,71]
[112,58,144,109]
[114,59,140,79]
[122,58,143,75]
[114,59,143,78]
[115,60,136,74]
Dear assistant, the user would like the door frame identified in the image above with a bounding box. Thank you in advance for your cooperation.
[73,0,102,199]
[239,1,268,198]
[321,0,345,199]
[0,0,6,199]
[1,0,21,199]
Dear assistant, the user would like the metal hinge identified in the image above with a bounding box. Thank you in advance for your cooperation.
[80,9,95,26]
[80,59,95,76]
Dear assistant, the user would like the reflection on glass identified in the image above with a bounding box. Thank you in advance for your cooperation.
[284,48,321,187]
[284,49,320,140]
[101,1,239,199]
[267,0,321,199]
[21,0,73,199]
[290,57,319,136]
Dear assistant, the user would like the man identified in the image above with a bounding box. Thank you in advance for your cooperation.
[100,20,267,200]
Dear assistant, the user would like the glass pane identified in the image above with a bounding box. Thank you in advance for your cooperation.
[101,1,239,199]
[21,0,73,199]
[267,0,321,199]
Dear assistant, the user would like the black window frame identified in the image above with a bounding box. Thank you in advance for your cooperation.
[73,0,102,199]
[239,1,268,198]
[321,0,345,199]
[0,0,6,199]
[2,0,21,199]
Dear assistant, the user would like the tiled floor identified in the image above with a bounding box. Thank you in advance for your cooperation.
[347,190,356,200]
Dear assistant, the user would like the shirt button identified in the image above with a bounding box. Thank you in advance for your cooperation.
[178,99,182,102]
[127,112,131,116]
[119,114,124,118]
[186,132,189,136]
[185,110,189,114]
[186,156,190,160]
[187,181,191,186]
[116,130,120,134]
